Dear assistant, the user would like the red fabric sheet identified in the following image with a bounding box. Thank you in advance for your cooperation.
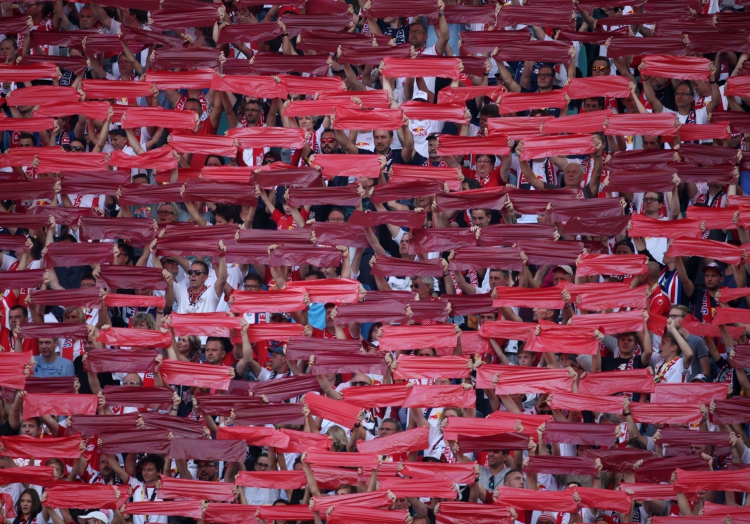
[567,76,631,99]
[520,134,596,161]
[0,62,58,82]
[371,255,443,278]
[227,127,306,149]
[216,426,290,448]
[143,69,215,90]
[276,428,331,453]
[378,324,458,353]
[635,455,710,483]
[23,393,97,418]
[402,384,476,408]
[0,180,55,201]
[629,402,702,424]
[577,368,655,395]
[169,134,237,157]
[618,483,676,501]
[436,135,511,156]
[651,383,728,405]
[121,107,197,130]
[118,183,183,206]
[436,503,513,524]
[477,364,573,393]
[159,360,233,390]
[668,239,745,265]
[342,383,408,408]
[102,385,174,411]
[628,214,701,239]
[42,484,120,509]
[494,40,574,63]
[348,209,426,229]
[309,154,382,180]
[0,466,56,488]
[641,54,712,80]
[303,450,379,468]
[211,74,288,99]
[542,110,611,135]
[492,286,564,309]
[269,245,342,267]
[605,168,677,193]
[230,288,306,313]
[524,323,599,355]
[169,312,241,337]
[576,253,648,277]
[543,421,618,446]
[169,438,247,462]
[711,397,750,425]
[497,5,575,29]
[44,242,112,268]
[494,486,577,512]
[377,478,457,500]
[582,448,653,473]
[456,432,529,453]
[478,320,536,341]
[357,426,429,455]
[436,188,508,213]
[3,435,83,459]
[235,470,306,489]
[402,101,468,124]
[605,113,679,137]
[20,322,88,341]
[248,52,330,76]
[287,185,362,207]
[96,326,172,348]
[333,106,404,131]
[304,392,362,428]
[243,323,304,343]
[278,74,345,95]
[310,352,387,376]
[158,476,235,502]
[98,266,168,291]
[285,278,360,304]
[83,349,158,374]
[410,227,479,253]
[30,287,102,309]
[381,57,461,80]
[6,86,80,106]
[392,355,471,380]
[80,217,157,246]
[498,90,569,115]
[103,294,165,309]
[310,491,392,514]
[573,309,644,335]
[370,180,444,204]
[525,455,599,476]
[550,392,625,414]
[401,463,476,486]
[685,206,738,230]
[80,80,153,100]
[577,284,649,311]
[574,487,632,513]
[124,502,203,520]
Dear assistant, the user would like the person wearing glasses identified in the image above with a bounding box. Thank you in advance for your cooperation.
[154,239,227,315]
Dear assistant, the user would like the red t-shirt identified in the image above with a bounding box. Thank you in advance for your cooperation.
[463,167,506,188]
[271,208,309,230]
[173,118,218,168]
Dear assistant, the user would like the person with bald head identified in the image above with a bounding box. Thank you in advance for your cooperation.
[518,136,605,200]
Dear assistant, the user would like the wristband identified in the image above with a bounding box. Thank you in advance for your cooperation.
[710,79,717,84]
[623,412,631,417]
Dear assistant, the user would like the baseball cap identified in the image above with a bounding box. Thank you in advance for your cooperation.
[553,265,574,277]
[412,88,429,102]
[269,344,285,355]
[79,512,110,524]
[690,374,709,382]
[702,262,722,274]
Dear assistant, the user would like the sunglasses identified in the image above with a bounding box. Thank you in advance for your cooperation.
[321,137,337,144]
[351,381,370,387]
[592,65,609,72]
[157,210,174,216]
[162,259,177,265]
[187,270,205,276]
[67,145,84,152]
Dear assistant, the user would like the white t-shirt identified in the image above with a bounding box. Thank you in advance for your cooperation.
[653,355,687,383]
[128,478,167,524]
[663,106,708,126]
[0,483,22,506]
[173,282,220,314]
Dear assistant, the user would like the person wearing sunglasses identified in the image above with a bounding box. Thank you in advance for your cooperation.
[154,238,227,315]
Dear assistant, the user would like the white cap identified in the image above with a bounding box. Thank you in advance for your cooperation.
[412,89,428,101]
[79,511,110,524]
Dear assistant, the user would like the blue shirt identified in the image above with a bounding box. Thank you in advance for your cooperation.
[33,355,75,378]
